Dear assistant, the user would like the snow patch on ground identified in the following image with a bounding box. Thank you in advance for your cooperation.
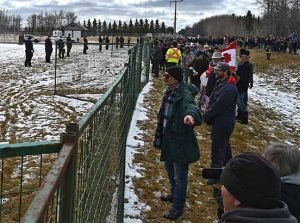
[0,43,129,142]
[124,82,153,223]
[250,73,300,131]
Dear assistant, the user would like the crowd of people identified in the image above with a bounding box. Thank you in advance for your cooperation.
[151,38,299,222]
[24,34,135,66]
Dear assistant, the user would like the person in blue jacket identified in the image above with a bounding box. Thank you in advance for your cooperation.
[203,62,238,177]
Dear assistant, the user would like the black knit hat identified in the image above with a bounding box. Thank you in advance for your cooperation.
[166,66,183,82]
[220,152,281,209]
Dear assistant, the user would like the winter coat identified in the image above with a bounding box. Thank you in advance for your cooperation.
[151,46,163,62]
[236,61,253,92]
[57,39,64,50]
[45,38,53,52]
[154,83,202,164]
[83,37,88,50]
[281,171,300,222]
[219,201,297,223]
[205,68,217,97]
[25,40,34,53]
[190,58,209,89]
[66,36,72,48]
[203,76,238,126]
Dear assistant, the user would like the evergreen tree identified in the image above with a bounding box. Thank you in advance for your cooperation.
[144,19,149,32]
[155,19,160,33]
[161,22,166,33]
[139,19,144,33]
[102,20,107,34]
[83,20,87,28]
[166,26,174,34]
[87,19,92,35]
[112,20,117,34]
[92,18,97,35]
[128,19,134,33]
[118,20,122,33]
[108,22,112,34]
[123,22,128,33]
[134,19,139,33]
[87,19,92,30]
[98,20,102,35]
[244,10,254,33]
[150,20,154,33]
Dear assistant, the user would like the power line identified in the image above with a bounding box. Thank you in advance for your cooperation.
[170,0,183,34]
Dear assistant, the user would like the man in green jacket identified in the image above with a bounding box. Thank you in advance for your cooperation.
[153,66,202,220]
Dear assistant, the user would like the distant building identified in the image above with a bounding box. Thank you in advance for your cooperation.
[63,22,88,41]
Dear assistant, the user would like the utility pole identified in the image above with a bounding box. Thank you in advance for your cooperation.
[170,0,183,34]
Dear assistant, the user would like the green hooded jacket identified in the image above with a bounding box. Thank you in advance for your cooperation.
[156,83,202,164]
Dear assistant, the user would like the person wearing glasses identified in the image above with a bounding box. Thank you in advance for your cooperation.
[153,66,202,220]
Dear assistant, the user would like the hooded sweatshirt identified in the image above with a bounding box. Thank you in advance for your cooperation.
[281,171,300,222]
[219,201,297,223]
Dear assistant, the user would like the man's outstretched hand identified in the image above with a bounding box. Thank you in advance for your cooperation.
[184,115,195,126]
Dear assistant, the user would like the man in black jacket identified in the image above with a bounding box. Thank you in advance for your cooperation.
[151,40,163,77]
[66,34,72,57]
[236,49,253,124]
[203,62,238,172]
[99,36,103,52]
[57,37,65,59]
[25,36,34,67]
[219,152,297,223]
[45,35,53,63]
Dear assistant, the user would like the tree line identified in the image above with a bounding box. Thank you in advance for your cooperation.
[180,0,300,37]
[82,18,171,36]
[0,9,22,33]
[25,10,77,34]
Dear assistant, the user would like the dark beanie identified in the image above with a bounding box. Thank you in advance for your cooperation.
[166,66,183,82]
[220,152,281,209]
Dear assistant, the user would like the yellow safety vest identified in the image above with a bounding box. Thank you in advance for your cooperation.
[166,48,182,64]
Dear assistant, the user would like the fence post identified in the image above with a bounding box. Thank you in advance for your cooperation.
[54,41,58,95]
[145,43,150,83]
[58,123,79,223]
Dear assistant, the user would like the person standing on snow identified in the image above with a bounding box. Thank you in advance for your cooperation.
[236,49,253,124]
[66,34,72,57]
[25,36,34,67]
[45,35,53,63]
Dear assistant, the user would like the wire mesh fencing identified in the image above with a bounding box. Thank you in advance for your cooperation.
[0,142,61,223]
[21,42,151,223]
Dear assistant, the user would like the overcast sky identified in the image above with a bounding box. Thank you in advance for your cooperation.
[1,0,261,30]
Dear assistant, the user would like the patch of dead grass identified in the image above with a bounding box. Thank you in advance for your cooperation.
[132,52,300,221]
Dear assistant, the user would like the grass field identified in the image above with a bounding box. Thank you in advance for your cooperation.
[126,49,300,222]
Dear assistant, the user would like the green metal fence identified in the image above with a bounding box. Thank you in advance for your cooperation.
[16,42,151,223]
[0,142,61,222]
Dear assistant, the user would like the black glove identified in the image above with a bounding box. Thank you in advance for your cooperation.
[249,82,253,89]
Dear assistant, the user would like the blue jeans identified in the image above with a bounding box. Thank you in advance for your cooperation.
[164,161,189,211]
[237,91,248,113]
[211,119,235,168]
